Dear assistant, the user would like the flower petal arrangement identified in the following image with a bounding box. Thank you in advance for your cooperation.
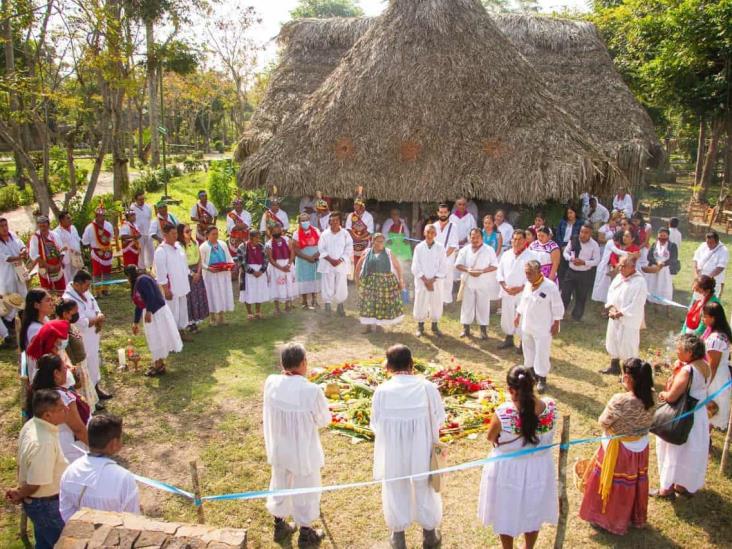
[309,359,505,443]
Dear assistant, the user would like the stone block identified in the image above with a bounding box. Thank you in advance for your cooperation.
[175,525,215,539]
[116,528,141,549]
[85,509,124,528]
[201,528,246,548]
[54,537,89,549]
[60,520,96,540]
[88,525,115,548]
[161,537,207,549]
[123,513,179,535]
[133,529,169,548]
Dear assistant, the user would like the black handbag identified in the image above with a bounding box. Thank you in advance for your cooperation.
[651,367,698,445]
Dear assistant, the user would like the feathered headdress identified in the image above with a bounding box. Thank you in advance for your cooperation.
[354,185,365,207]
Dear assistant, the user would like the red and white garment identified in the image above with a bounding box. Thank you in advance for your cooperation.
[119,221,141,267]
[82,220,114,276]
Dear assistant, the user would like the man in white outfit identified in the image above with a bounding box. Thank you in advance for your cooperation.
[130,190,154,269]
[264,343,329,547]
[456,228,498,339]
[515,260,564,393]
[693,231,729,296]
[494,209,514,254]
[53,211,83,284]
[0,217,28,339]
[602,255,648,375]
[317,212,353,316]
[432,204,458,304]
[449,197,477,252]
[60,414,140,522]
[612,189,634,219]
[412,225,447,338]
[370,344,445,549]
[496,229,534,352]
[154,223,192,342]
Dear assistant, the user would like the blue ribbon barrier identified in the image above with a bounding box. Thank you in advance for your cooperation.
[649,294,689,310]
[127,379,731,506]
[92,278,129,287]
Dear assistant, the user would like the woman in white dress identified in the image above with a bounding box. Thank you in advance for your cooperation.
[19,289,54,382]
[644,228,678,306]
[654,334,711,499]
[591,231,626,305]
[478,365,558,548]
[701,302,732,432]
[199,226,235,325]
[236,230,270,319]
[266,225,297,314]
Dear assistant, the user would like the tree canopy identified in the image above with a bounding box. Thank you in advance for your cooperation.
[290,0,364,19]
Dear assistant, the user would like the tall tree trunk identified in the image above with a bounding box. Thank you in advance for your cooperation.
[724,111,732,188]
[63,136,77,209]
[84,132,111,207]
[695,118,707,189]
[146,19,160,167]
[137,107,145,163]
[698,118,723,203]
[2,0,24,190]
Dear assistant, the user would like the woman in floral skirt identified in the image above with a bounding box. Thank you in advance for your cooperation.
[354,233,404,333]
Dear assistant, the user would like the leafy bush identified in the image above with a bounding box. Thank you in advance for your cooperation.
[191,151,205,160]
[183,158,204,173]
[103,156,114,172]
[0,185,23,211]
[136,169,163,193]
[214,140,225,154]
[207,160,236,212]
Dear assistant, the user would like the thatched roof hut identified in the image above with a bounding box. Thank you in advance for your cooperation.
[237,0,659,205]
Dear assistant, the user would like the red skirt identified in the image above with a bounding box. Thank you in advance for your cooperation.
[39,272,66,291]
[579,443,649,535]
[122,250,139,267]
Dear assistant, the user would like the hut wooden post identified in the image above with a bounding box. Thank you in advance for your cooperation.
[411,202,420,236]
[553,415,571,549]
[720,408,732,475]
[190,461,205,524]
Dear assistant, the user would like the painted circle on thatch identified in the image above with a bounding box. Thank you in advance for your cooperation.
[400,141,422,162]
[482,139,504,158]
[335,137,355,160]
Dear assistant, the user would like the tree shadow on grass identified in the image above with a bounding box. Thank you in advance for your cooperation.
[671,489,732,547]
[544,382,607,421]
[551,357,609,387]
[586,524,683,548]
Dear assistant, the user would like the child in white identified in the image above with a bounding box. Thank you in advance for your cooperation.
[370,345,446,549]
[264,344,330,546]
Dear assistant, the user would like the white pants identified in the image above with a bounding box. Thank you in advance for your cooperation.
[460,286,490,326]
[439,277,453,304]
[522,332,552,377]
[413,283,443,322]
[139,236,154,270]
[266,467,321,527]
[167,295,189,330]
[0,319,8,339]
[321,271,348,305]
[500,294,521,336]
[605,319,641,361]
[382,478,442,532]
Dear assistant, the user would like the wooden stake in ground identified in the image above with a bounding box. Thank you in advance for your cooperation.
[190,461,205,524]
[553,414,571,549]
[720,407,732,475]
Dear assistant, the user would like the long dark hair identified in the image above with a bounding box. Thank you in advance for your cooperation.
[622,358,655,410]
[176,223,188,247]
[703,301,732,341]
[20,289,49,351]
[27,353,63,415]
[124,264,140,298]
[506,365,539,445]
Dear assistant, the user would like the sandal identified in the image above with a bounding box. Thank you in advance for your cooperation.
[649,488,676,500]
[255,313,263,320]
[247,314,254,320]
[144,367,160,377]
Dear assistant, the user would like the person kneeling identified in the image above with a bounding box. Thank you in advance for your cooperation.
[264,344,330,547]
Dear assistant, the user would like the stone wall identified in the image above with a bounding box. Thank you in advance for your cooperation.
[55,509,246,549]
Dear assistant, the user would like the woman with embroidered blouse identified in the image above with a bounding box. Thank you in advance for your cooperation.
[528,227,560,282]
[579,358,655,534]
[199,226,235,325]
[700,301,731,432]
[477,365,558,549]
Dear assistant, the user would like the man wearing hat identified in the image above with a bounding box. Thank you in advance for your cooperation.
[260,196,290,235]
[190,190,218,245]
[82,204,115,295]
[119,209,142,267]
[315,198,331,232]
[227,198,252,258]
[346,196,374,275]
[130,190,154,268]
[29,215,66,293]
[149,201,178,244]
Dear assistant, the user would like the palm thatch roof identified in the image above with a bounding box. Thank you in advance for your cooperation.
[237,0,658,204]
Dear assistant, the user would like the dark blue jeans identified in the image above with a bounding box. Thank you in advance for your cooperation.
[23,497,65,549]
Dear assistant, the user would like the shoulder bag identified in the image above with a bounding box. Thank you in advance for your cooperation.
[650,366,698,445]
[425,382,448,492]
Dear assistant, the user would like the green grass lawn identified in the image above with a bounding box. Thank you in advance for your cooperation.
[1,178,731,548]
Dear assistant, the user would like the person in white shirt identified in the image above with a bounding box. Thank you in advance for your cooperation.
[81,207,115,295]
[586,197,610,226]
[154,223,192,341]
[130,191,154,269]
[561,223,601,321]
[299,196,318,227]
[260,198,290,235]
[497,229,535,352]
[59,414,140,522]
[449,197,478,251]
[370,345,446,549]
[0,217,29,330]
[315,199,331,232]
[345,199,375,271]
[30,215,67,293]
[602,255,648,375]
[264,344,329,547]
[63,270,110,403]
[412,225,448,338]
[199,226,235,325]
[226,198,252,257]
[432,204,459,304]
[190,190,218,245]
[381,208,411,239]
[515,260,565,393]
[149,202,178,244]
[494,209,514,254]
[53,211,83,284]
[668,217,682,250]
[693,231,728,296]
[456,228,498,339]
[612,190,634,219]
[452,198,479,226]
[317,212,353,316]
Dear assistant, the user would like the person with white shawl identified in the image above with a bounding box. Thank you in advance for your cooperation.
[455,228,498,339]
[317,212,353,316]
[60,414,140,522]
[602,256,648,376]
[496,229,535,352]
[199,226,235,325]
[264,344,330,547]
[370,344,445,549]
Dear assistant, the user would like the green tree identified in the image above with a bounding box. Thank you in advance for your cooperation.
[481,0,510,12]
[290,0,364,19]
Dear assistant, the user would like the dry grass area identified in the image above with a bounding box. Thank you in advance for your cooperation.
[1,236,731,548]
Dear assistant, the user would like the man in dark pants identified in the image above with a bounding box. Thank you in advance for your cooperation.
[561,223,601,320]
